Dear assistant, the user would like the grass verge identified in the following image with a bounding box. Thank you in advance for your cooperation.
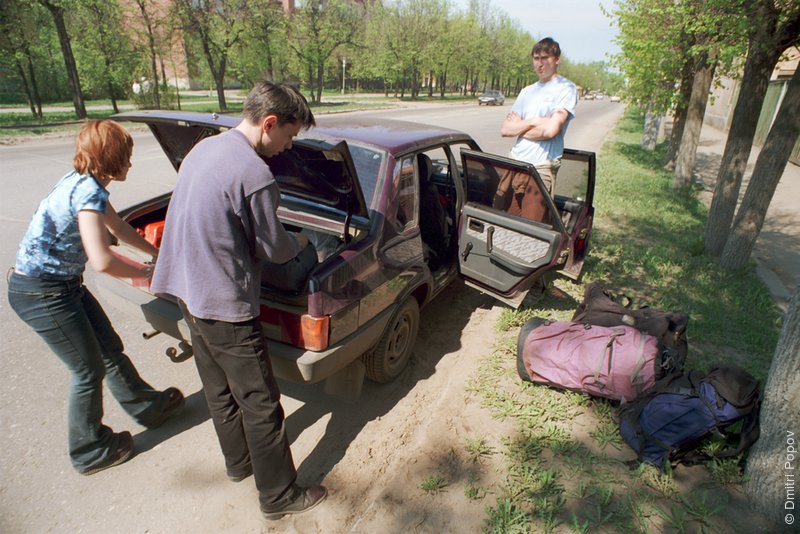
[469,108,782,533]
[0,98,391,140]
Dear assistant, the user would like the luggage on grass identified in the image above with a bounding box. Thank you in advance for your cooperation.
[572,282,689,374]
[516,317,661,402]
[617,364,761,469]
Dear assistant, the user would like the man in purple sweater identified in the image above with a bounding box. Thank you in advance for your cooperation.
[151,81,326,520]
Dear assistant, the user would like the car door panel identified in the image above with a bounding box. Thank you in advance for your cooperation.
[457,150,567,306]
[460,205,560,289]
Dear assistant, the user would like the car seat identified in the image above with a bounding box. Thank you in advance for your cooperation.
[417,153,449,271]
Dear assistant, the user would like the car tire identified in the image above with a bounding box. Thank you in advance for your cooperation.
[362,297,420,383]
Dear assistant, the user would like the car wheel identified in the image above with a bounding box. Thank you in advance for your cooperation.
[362,297,420,383]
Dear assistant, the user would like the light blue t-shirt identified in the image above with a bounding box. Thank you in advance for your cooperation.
[15,170,108,279]
[509,75,578,165]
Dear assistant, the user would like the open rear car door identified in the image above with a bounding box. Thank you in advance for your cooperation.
[457,149,595,308]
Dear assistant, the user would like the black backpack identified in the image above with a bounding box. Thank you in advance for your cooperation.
[618,364,761,469]
[572,282,689,377]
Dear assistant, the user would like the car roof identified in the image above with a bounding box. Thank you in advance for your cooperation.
[308,116,474,157]
[113,111,474,158]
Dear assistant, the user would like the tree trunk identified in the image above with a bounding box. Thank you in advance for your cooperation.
[306,62,315,102]
[136,0,161,109]
[42,2,86,119]
[641,104,661,151]
[264,36,274,81]
[704,3,783,257]
[14,58,37,119]
[316,60,324,104]
[102,54,120,114]
[673,51,716,190]
[215,58,228,111]
[107,80,119,114]
[664,60,695,169]
[743,287,800,529]
[26,54,43,119]
[719,67,800,270]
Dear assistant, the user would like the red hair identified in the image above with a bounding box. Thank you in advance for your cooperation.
[73,120,133,181]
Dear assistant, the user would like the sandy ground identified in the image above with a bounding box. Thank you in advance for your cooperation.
[271,281,510,533]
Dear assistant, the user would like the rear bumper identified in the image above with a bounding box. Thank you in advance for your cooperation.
[96,276,393,384]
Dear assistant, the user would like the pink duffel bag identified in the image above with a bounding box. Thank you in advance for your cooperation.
[516,318,660,402]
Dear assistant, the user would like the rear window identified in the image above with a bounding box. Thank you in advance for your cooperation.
[348,144,385,208]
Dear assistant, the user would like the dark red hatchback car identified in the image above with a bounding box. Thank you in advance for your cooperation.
[99,112,595,397]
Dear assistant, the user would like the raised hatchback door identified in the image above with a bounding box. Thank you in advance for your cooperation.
[457,150,568,308]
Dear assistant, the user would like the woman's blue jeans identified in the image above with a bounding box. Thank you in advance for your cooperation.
[7,271,165,472]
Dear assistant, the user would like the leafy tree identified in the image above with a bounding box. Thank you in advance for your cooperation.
[610,0,747,172]
[0,0,47,117]
[427,1,459,97]
[704,0,800,257]
[611,0,688,123]
[237,0,287,84]
[672,47,717,189]
[286,0,363,103]
[38,0,86,118]
[71,0,135,112]
[671,0,749,190]
[719,63,800,269]
[130,0,166,108]
[174,0,248,111]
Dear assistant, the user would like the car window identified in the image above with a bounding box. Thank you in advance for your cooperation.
[553,156,589,202]
[448,142,476,182]
[348,144,385,209]
[422,146,450,184]
[463,156,556,227]
[393,156,418,232]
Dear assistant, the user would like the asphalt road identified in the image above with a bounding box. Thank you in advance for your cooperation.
[0,99,624,533]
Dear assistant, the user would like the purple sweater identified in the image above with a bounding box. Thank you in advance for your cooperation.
[151,129,300,322]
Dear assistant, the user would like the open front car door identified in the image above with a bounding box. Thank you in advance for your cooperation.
[457,149,595,308]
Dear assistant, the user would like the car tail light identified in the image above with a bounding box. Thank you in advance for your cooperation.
[300,314,330,351]
[259,306,330,351]
[575,237,586,256]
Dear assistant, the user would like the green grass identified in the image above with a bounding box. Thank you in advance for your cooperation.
[419,474,449,494]
[0,96,390,139]
[475,108,782,533]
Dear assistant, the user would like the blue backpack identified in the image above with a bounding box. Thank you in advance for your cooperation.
[618,365,761,469]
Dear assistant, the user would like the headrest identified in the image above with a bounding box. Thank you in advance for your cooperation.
[416,153,432,184]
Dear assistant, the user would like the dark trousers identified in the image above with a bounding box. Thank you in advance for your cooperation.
[177,300,298,509]
[7,271,164,472]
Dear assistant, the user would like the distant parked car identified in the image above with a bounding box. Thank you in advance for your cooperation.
[596,93,605,100]
[99,112,596,396]
[478,90,505,106]
[583,93,595,100]
[610,95,621,103]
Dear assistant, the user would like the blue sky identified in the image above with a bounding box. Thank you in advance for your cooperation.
[451,0,621,64]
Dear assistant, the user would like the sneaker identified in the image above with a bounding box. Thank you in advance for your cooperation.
[262,485,328,520]
[144,388,185,429]
[79,432,134,476]
[227,464,253,482]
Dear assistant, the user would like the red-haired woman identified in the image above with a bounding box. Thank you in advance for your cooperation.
[7,120,184,475]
